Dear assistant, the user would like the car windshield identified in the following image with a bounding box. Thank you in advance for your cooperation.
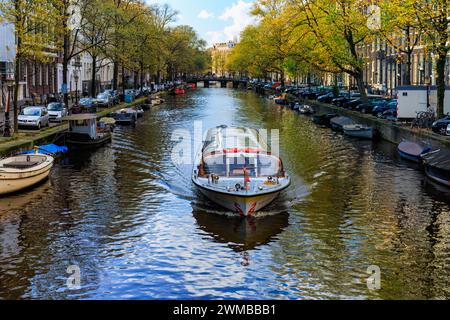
[80,99,91,104]
[48,103,63,111]
[21,108,41,116]
[97,94,107,99]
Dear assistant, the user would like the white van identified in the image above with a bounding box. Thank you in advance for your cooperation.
[397,86,450,119]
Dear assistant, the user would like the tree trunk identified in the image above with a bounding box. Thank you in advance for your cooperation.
[91,56,97,97]
[121,65,125,94]
[140,63,144,90]
[113,61,119,91]
[355,68,368,102]
[436,53,446,118]
[405,51,412,86]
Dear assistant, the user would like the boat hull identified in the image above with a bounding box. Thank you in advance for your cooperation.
[196,184,282,217]
[344,128,374,140]
[0,159,53,195]
[66,134,112,150]
[425,166,450,187]
[398,141,431,163]
[398,150,422,163]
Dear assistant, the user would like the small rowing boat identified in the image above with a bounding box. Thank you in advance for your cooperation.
[343,124,375,140]
[330,116,355,131]
[421,149,450,187]
[0,152,54,195]
[398,141,432,163]
[298,105,314,115]
[313,113,338,127]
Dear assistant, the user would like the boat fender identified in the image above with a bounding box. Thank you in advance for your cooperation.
[268,176,273,182]
[235,183,242,191]
[213,175,220,183]
[27,155,31,162]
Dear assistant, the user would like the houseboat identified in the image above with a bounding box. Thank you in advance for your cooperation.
[192,126,291,217]
[65,114,112,149]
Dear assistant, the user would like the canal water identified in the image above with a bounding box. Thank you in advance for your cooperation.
[0,88,449,300]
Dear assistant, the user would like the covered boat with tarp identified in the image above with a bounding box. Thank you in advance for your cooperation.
[421,149,450,187]
[398,140,432,163]
[22,144,68,157]
[192,126,291,217]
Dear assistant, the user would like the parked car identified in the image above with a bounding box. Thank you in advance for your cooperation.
[18,106,49,130]
[372,101,397,118]
[432,115,450,135]
[354,100,388,114]
[47,102,68,122]
[342,98,364,110]
[447,124,450,136]
[104,90,120,104]
[94,93,113,108]
[80,97,94,108]
[317,92,336,103]
[381,109,398,121]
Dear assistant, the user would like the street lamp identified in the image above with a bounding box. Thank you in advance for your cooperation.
[72,55,82,110]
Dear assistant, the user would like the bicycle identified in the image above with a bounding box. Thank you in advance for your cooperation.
[411,108,436,129]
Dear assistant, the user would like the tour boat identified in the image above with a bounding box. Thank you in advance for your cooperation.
[398,140,432,163]
[65,114,112,149]
[421,149,450,187]
[192,126,291,217]
[0,152,54,195]
[343,124,375,140]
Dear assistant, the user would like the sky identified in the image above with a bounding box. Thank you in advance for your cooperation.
[146,0,257,46]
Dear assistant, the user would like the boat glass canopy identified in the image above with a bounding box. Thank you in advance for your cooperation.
[199,126,284,178]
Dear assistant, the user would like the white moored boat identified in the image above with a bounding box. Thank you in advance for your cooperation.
[192,126,291,217]
[0,153,54,195]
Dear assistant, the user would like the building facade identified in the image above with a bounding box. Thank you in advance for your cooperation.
[211,40,237,77]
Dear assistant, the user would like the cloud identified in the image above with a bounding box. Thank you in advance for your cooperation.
[206,1,257,45]
[198,10,214,19]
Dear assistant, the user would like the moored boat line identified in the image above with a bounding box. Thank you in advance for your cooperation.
[270,91,450,189]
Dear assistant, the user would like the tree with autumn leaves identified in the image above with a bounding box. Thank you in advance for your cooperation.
[230,0,450,117]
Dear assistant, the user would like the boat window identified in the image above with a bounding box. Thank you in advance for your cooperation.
[202,155,226,176]
[201,154,282,177]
